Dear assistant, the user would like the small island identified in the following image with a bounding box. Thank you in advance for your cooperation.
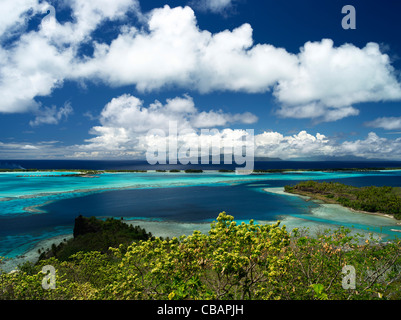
[284,181,401,220]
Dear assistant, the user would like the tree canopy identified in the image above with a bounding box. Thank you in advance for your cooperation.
[1,213,401,300]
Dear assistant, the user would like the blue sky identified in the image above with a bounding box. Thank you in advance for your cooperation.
[0,0,401,160]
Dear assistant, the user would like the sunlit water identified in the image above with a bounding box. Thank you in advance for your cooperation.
[1,170,401,269]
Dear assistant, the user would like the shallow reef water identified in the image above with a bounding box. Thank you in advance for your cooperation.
[1,169,401,269]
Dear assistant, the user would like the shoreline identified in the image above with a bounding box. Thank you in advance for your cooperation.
[347,207,397,220]
[263,187,400,222]
[1,233,73,273]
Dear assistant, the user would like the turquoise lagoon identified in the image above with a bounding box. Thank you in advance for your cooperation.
[1,170,401,269]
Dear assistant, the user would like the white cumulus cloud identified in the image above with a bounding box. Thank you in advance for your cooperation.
[255,130,334,159]
[340,132,401,158]
[30,102,73,127]
[365,116,401,130]
[274,39,401,122]
[0,0,140,113]
[0,2,400,126]
[78,94,257,154]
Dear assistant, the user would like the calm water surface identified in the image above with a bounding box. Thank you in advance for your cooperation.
[1,164,401,259]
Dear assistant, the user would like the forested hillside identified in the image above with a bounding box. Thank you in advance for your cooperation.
[285,181,401,219]
[1,213,401,300]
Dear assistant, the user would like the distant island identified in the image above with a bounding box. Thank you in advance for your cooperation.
[2,167,401,175]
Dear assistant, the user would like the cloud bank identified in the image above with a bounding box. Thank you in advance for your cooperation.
[1,1,401,161]
[62,94,401,161]
[78,94,257,153]
[0,2,400,124]
[365,117,401,130]
[2,92,401,160]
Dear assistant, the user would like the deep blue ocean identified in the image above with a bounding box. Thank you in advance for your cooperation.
[1,160,401,267]
[2,159,401,171]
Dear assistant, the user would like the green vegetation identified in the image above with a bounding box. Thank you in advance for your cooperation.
[284,181,401,219]
[1,213,401,300]
[104,170,147,173]
[184,169,203,173]
[38,216,153,262]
